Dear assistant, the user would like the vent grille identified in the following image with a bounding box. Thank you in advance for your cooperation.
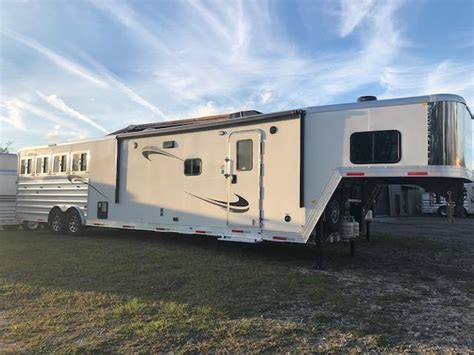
[427,102,433,163]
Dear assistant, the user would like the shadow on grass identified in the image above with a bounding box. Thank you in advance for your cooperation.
[1,226,473,352]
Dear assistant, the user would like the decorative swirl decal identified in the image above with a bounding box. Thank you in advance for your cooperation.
[142,146,183,161]
[186,192,249,213]
[67,174,110,201]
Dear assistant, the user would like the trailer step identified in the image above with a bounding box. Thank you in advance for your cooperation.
[218,235,263,243]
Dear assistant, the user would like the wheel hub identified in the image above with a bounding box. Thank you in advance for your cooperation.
[52,215,62,232]
[68,215,79,233]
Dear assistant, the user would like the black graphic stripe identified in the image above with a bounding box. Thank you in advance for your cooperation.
[208,194,249,208]
[67,175,110,201]
[142,146,183,161]
[186,192,249,213]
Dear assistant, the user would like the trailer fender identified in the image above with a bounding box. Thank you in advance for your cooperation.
[65,206,86,226]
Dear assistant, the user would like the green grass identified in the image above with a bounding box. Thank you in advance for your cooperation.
[0,227,472,352]
[0,229,345,352]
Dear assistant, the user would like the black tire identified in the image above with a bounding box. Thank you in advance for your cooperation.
[324,197,342,232]
[437,206,447,217]
[49,209,66,234]
[65,209,84,235]
[2,225,19,231]
[23,221,40,231]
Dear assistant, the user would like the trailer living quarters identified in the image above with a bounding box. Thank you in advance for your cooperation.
[16,94,473,244]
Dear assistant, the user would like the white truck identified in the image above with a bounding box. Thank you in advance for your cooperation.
[422,183,474,216]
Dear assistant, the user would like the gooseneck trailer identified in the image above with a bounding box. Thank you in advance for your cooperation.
[14,94,473,248]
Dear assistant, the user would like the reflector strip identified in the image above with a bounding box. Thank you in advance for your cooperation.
[195,230,207,234]
[232,229,244,233]
[122,225,134,228]
[155,227,168,231]
[407,171,428,176]
[273,236,287,241]
[346,172,365,176]
[93,223,103,226]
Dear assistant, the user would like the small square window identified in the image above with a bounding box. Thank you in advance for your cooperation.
[184,158,202,176]
[36,157,42,174]
[53,154,68,173]
[350,132,372,164]
[72,153,88,172]
[21,158,33,175]
[80,153,87,171]
[36,157,49,174]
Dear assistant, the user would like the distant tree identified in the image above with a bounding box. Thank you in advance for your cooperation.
[0,141,14,153]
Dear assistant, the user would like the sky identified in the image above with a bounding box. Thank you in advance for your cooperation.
[0,0,473,151]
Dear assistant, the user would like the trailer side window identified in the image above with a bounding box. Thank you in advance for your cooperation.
[20,158,33,175]
[350,130,401,164]
[236,139,253,171]
[35,157,49,174]
[184,158,202,176]
[350,132,372,164]
[53,154,68,173]
[72,153,88,172]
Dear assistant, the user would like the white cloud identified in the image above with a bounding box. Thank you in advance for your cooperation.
[46,127,86,142]
[102,71,166,120]
[380,60,474,107]
[2,29,165,120]
[260,90,273,104]
[1,29,108,87]
[339,0,375,37]
[194,101,219,117]
[36,91,109,134]
[90,0,172,55]
[0,99,26,130]
[1,97,84,132]
[145,0,404,108]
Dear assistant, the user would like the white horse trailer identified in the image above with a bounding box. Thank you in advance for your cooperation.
[0,153,19,230]
[422,183,474,216]
[15,94,473,248]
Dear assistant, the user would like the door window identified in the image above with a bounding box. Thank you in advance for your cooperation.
[236,139,253,171]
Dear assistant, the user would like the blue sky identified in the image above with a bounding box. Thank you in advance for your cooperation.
[0,0,473,150]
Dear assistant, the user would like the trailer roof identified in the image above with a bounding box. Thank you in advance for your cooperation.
[115,93,470,140]
[109,110,262,135]
[18,93,471,151]
[305,94,468,114]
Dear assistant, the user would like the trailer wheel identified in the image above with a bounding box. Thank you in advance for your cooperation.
[66,209,84,235]
[49,209,66,234]
[23,221,40,231]
[324,197,342,232]
[437,206,447,216]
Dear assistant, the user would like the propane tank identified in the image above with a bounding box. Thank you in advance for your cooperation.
[353,219,360,237]
[341,216,354,241]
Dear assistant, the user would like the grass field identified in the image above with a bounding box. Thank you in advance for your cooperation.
[1,220,473,352]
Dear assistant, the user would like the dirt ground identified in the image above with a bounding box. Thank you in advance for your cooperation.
[1,216,473,352]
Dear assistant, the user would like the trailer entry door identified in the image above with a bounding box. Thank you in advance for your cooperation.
[227,130,262,228]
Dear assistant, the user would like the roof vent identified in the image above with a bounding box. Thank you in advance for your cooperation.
[357,95,377,102]
[229,110,262,119]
